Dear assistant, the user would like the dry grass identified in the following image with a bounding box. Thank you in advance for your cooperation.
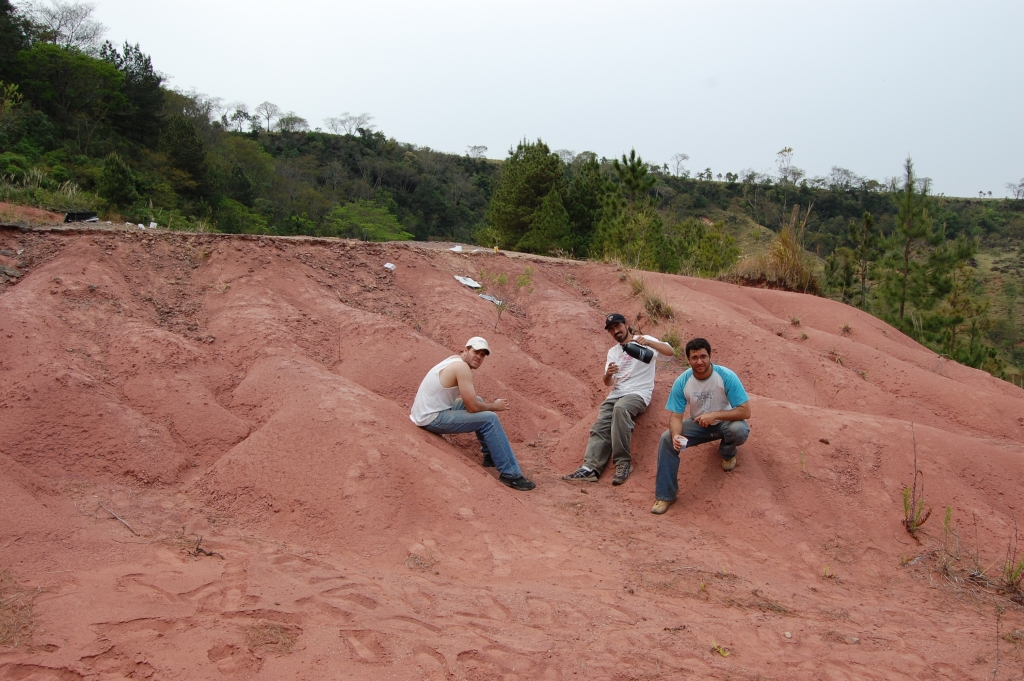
[0,569,35,648]
[733,205,818,293]
[246,623,299,655]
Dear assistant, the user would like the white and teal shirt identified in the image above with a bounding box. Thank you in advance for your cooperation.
[666,365,749,425]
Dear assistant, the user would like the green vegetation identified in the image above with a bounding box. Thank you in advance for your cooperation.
[0,0,1021,380]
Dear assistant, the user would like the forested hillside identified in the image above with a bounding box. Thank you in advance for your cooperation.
[1,0,1022,380]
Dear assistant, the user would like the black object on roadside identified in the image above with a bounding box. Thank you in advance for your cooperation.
[622,341,654,364]
[64,211,98,223]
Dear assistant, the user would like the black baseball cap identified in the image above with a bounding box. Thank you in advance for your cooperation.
[604,313,627,329]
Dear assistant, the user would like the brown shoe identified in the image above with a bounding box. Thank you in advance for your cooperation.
[722,456,737,472]
[612,462,633,486]
[651,500,673,515]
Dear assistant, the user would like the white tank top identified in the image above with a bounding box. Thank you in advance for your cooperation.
[410,356,463,426]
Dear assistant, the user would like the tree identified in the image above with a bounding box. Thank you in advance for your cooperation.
[0,1,31,82]
[276,112,308,132]
[485,139,564,249]
[97,152,138,207]
[563,152,605,257]
[516,187,570,255]
[877,158,942,321]
[324,112,373,135]
[322,200,413,241]
[100,41,163,144]
[466,145,487,159]
[254,101,280,133]
[162,114,209,199]
[1007,178,1024,201]
[671,152,689,177]
[849,211,880,309]
[15,43,124,142]
[23,0,106,54]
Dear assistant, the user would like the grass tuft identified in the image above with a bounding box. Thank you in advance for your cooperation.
[0,569,35,648]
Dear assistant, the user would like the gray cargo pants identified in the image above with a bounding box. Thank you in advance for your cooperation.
[582,394,648,472]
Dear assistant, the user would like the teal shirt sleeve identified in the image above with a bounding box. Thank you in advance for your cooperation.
[714,365,749,407]
[665,369,692,413]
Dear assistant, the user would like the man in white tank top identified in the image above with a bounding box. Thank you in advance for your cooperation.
[410,337,535,491]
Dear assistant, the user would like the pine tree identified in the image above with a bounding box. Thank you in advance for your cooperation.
[98,152,138,208]
[849,211,879,309]
[877,158,942,323]
[485,139,564,249]
[516,187,570,254]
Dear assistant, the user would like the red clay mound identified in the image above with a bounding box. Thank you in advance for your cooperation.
[1,225,1023,680]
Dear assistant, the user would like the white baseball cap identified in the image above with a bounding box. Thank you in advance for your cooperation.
[465,337,490,354]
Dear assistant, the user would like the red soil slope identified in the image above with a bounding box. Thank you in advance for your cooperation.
[1,225,1023,680]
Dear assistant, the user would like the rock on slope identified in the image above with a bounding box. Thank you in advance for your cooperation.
[1,225,1023,680]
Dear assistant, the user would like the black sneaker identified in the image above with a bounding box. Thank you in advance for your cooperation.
[499,475,536,491]
[482,453,495,468]
[561,466,599,482]
[612,462,633,486]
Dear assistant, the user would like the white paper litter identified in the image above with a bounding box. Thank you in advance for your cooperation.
[479,294,502,305]
[149,222,157,229]
[449,245,463,252]
[384,263,397,271]
[454,275,481,288]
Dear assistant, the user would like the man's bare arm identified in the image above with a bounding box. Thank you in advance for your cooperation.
[635,336,675,357]
[451,362,507,412]
[693,401,751,427]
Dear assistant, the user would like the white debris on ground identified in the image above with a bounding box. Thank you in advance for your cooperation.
[454,275,481,289]
[479,294,501,305]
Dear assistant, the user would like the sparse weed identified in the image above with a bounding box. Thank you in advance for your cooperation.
[479,266,534,330]
[901,424,932,540]
[1002,524,1024,593]
[711,640,731,657]
[0,569,35,648]
[801,333,808,340]
[790,316,801,325]
[840,323,852,336]
[827,348,844,366]
[642,290,674,323]
[799,450,807,473]
[822,565,837,580]
[627,273,646,295]
[246,623,298,655]
[661,329,682,357]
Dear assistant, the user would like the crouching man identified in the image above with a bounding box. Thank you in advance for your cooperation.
[410,337,536,491]
[651,338,751,515]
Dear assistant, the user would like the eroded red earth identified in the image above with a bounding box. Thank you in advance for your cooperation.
[1,224,1023,680]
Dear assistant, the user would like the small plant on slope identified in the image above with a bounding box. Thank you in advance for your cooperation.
[902,423,932,540]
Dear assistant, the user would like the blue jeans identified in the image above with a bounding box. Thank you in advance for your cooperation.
[424,398,524,478]
[655,419,750,501]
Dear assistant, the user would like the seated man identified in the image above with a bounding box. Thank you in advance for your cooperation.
[651,337,751,515]
[562,313,674,485]
[410,337,535,491]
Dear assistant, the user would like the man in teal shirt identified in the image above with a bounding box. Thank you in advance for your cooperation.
[651,337,751,515]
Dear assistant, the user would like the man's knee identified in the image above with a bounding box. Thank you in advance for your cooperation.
[723,420,750,445]
[658,430,677,456]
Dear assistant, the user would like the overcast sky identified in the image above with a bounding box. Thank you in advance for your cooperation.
[89,0,1022,197]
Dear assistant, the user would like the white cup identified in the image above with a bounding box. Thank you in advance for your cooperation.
[674,435,688,450]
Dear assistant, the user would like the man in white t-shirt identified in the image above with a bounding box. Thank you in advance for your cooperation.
[562,313,674,485]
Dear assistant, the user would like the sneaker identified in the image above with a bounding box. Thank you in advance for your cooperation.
[482,453,495,468]
[722,456,737,472]
[611,462,633,486]
[651,500,674,515]
[561,466,599,482]
[499,475,536,491]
